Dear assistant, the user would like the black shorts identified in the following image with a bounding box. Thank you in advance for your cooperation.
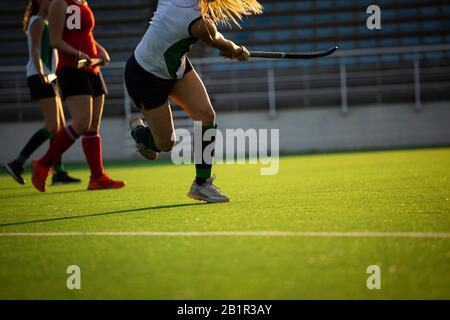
[58,67,108,100]
[27,75,59,101]
[124,54,193,110]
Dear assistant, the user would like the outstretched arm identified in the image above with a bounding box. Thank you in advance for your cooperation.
[190,18,250,61]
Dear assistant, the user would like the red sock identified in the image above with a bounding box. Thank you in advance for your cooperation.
[38,126,79,168]
[82,132,104,179]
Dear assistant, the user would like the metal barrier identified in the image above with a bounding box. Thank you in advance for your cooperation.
[1,44,449,122]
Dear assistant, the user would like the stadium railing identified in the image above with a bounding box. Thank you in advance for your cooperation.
[0,44,449,123]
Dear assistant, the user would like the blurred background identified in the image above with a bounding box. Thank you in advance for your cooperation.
[0,0,449,163]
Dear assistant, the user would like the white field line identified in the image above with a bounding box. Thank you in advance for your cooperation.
[0,231,449,238]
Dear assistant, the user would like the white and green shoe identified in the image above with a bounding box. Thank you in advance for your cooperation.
[187,175,230,203]
[128,115,159,161]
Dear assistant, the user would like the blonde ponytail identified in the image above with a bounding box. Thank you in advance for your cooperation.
[199,0,263,27]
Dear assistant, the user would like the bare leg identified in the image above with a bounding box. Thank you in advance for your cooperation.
[51,96,68,173]
[170,70,229,203]
[66,95,93,135]
[90,95,105,133]
[170,70,215,125]
[139,101,176,152]
[38,97,61,135]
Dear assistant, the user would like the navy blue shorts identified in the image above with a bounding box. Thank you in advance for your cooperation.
[58,67,108,100]
[27,75,59,101]
[124,54,193,110]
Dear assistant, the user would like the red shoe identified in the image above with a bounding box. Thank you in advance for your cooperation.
[31,160,50,192]
[87,173,126,191]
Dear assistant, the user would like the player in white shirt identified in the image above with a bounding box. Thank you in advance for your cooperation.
[4,0,80,186]
[125,0,263,203]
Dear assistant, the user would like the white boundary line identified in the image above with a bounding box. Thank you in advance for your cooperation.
[0,232,449,238]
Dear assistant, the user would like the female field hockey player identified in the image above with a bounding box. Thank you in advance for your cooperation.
[31,0,126,192]
[125,0,262,203]
[4,0,80,186]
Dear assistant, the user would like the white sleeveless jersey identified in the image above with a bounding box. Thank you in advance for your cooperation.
[134,0,202,80]
[26,15,53,77]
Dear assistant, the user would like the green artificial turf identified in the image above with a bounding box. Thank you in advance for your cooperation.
[0,148,449,299]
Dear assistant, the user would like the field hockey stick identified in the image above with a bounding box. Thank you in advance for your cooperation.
[77,58,104,69]
[249,46,338,59]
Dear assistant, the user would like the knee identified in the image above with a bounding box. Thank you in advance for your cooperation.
[89,120,100,133]
[45,119,60,136]
[71,120,91,135]
[197,109,216,125]
[46,125,59,136]
[157,140,175,152]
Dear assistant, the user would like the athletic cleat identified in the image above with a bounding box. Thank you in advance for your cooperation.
[4,161,25,185]
[128,115,159,161]
[31,160,50,192]
[135,143,159,161]
[87,173,126,190]
[187,175,230,204]
[51,171,82,186]
[128,114,145,130]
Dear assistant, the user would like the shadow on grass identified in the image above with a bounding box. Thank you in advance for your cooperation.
[0,189,88,200]
[0,185,32,191]
[0,203,206,228]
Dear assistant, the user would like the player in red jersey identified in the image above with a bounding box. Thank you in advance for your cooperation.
[4,0,81,186]
[31,0,126,192]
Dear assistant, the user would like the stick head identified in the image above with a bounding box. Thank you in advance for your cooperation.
[47,73,57,83]
[77,59,89,69]
[90,58,103,67]
[77,58,104,69]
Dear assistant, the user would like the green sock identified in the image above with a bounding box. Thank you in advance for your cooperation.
[53,164,65,173]
[195,124,217,185]
[16,154,27,166]
[16,128,52,165]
